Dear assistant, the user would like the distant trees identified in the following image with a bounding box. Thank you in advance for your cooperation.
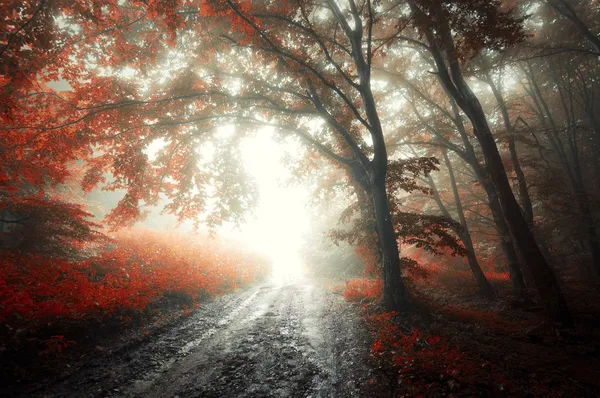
[543,0,600,54]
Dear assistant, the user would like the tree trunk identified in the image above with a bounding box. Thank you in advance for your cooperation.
[371,175,406,311]
[332,0,408,311]
[445,97,528,296]
[348,164,383,269]
[412,2,572,325]
[486,72,534,225]
[506,136,533,225]
[463,239,495,296]
[476,169,529,296]
[468,111,571,325]
[443,151,495,297]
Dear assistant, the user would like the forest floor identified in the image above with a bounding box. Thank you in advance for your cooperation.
[3,274,600,397]
[399,274,600,397]
[4,278,375,398]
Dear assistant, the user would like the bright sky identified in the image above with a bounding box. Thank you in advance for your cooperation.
[219,130,310,283]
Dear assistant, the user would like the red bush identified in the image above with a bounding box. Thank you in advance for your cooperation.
[364,310,509,395]
[354,245,380,277]
[342,278,382,303]
[0,228,270,330]
[340,284,510,395]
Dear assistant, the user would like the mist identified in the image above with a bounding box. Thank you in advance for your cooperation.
[1,0,600,396]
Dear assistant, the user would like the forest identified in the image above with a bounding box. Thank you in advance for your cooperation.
[1,0,600,396]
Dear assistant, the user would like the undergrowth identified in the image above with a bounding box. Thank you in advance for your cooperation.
[0,228,270,343]
[341,277,510,396]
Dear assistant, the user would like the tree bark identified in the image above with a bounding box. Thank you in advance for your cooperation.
[348,162,383,268]
[479,173,529,295]
[410,1,573,326]
[470,112,570,325]
[447,96,528,296]
[371,175,406,310]
[484,68,534,225]
[442,151,495,297]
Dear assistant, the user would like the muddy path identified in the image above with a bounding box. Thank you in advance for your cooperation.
[27,280,373,397]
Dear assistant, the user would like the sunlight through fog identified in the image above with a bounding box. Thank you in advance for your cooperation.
[221,130,309,283]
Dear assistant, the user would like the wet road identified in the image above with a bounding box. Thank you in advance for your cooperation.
[35,279,372,397]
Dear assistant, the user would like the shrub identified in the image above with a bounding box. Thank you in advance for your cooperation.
[342,278,383,303]
[0,228,270,331]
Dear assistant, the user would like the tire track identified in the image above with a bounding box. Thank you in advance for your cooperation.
[35,280,373,398]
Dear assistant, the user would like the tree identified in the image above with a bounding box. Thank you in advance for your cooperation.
[1,0,441,310]
[475,54,534,226]
[405,0,572,325]
[3,0,593,325]
[378,68,529,296]
[543,0,600,54]
[425,150,496,297]
[517,50,600,280]
[331,155,466,282]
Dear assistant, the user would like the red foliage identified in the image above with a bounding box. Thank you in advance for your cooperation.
[405,248,510,289]
[353,245,380,277]
[342,278,382,303]
[364,310,509,395]
[484,269,511,282]
[0,192,107,258]
[340,282,510,395]
[39,335,76,357]
[0,228,269,331]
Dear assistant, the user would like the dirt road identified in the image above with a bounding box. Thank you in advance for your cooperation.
[32,279,373,397]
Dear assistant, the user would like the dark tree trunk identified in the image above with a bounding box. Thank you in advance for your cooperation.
[349,161,405,309]
[443,151,495,297]
[349,14,408,310]
[485,71,534,226]
[463,242,495,296]
[445,96,528,296]
[411,1,573,326]
[507,136,533,225]
[428,173,497,298]
[371,176,406,311]
[476,168,529,296]
[466,111,571,326]
[332,2,407,311]
[349,163,383,267]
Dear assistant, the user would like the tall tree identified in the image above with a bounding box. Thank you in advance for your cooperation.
[406,0,572,325]
[544,0,600,54]
[476,55,534,226]
[424,149,495,297]
[1,0,443,311]
[382,70,528,296]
